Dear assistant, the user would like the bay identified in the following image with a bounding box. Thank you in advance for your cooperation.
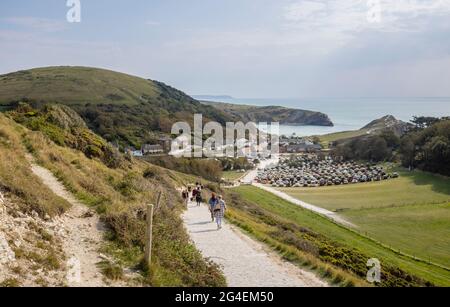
[206,97,450,136]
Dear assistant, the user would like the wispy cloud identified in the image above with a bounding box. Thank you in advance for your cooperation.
[279,0,450,57]
[284,0,450,33]
[3,16,67,32]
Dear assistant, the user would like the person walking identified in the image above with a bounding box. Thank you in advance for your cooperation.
[181,189,189,207]
[213,195,227,230]
[192,187,198,202]
[195,188,203,206]
[208,193,219,222]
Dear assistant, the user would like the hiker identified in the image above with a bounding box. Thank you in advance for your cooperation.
[208,193,219,222]
[195,188,203,206]
[192,187,198,201]
[214,195,227,230]
[181,189,189,207]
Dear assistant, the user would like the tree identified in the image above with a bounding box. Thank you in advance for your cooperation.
[368,137,390,162]
[380,130,400,149]
[399,135,416,168]
[411,116,440,130]
[312,136,321,145]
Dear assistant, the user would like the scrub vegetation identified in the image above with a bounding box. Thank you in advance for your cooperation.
[0,108,226,287]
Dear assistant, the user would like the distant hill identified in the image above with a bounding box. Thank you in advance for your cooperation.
[192,95,234,100]
[0,66,333,147]
[202,101,334,126]
[0,66,160,106]
[362,115,412,136]
[320,115,411,148]
[0,66,231,147]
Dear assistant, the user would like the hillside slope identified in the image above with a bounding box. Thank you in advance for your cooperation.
[0,67,336,146]
[0,67,231,147]
[362,115,411,136]
[319,115,410,147]
[0,107,225,286]
[0,66,160,106]
[202,101,334,126]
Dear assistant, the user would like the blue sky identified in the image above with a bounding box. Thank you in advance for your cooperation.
[1,0,450,97]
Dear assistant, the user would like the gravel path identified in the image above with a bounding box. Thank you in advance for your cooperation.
[30,162,110,287]
[253,183,356,227]
[183,201,327,287]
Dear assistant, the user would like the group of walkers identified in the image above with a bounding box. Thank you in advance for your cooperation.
[181,183,203,206]
[181,182,227,230]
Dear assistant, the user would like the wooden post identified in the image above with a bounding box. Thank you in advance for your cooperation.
[144,204,154,269]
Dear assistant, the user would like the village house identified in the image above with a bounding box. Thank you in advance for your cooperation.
[285,143,322,153]
[142,144,164,155]
[279,136,322,153]
[125,146,144,157]
[158,136,172,152]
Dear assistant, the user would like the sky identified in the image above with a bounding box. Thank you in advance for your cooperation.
[1,0,450,98]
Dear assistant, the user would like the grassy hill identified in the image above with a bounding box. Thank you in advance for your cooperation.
[318,115,410,148]
[0,67,337,147]
[362,115,411,135]
[0,66,160,106]
[0,66,231,147]
[203,100,334,126]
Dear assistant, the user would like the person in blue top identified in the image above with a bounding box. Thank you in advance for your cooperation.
[208,193,219,222]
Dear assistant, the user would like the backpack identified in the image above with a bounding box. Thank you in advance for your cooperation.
[196,192,202,200]
[213,203,222,212]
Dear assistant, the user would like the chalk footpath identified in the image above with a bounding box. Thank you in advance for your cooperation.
[183,202,327,287]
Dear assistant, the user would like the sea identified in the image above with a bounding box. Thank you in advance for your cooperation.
[206,97,450,137]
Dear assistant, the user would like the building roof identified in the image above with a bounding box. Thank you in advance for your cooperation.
[287,143,322,151]
[142,144,164,151]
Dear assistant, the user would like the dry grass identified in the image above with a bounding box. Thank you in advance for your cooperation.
[0,115,70,217]
[17,118,225,286]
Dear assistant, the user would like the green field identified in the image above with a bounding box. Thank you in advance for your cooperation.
[278,169,450,211]
[317,129,368,148]
[344,203,450,268]
[277,169,450,268]
[222,170,247,181]
[229,185,450,286]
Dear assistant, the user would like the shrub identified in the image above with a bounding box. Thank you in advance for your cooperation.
[99,260,124,281]
[0,278,21,287]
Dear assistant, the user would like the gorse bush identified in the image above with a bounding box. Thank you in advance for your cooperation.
[8,103,123,168]
[146,156,223,182]
[332,133,396,162]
